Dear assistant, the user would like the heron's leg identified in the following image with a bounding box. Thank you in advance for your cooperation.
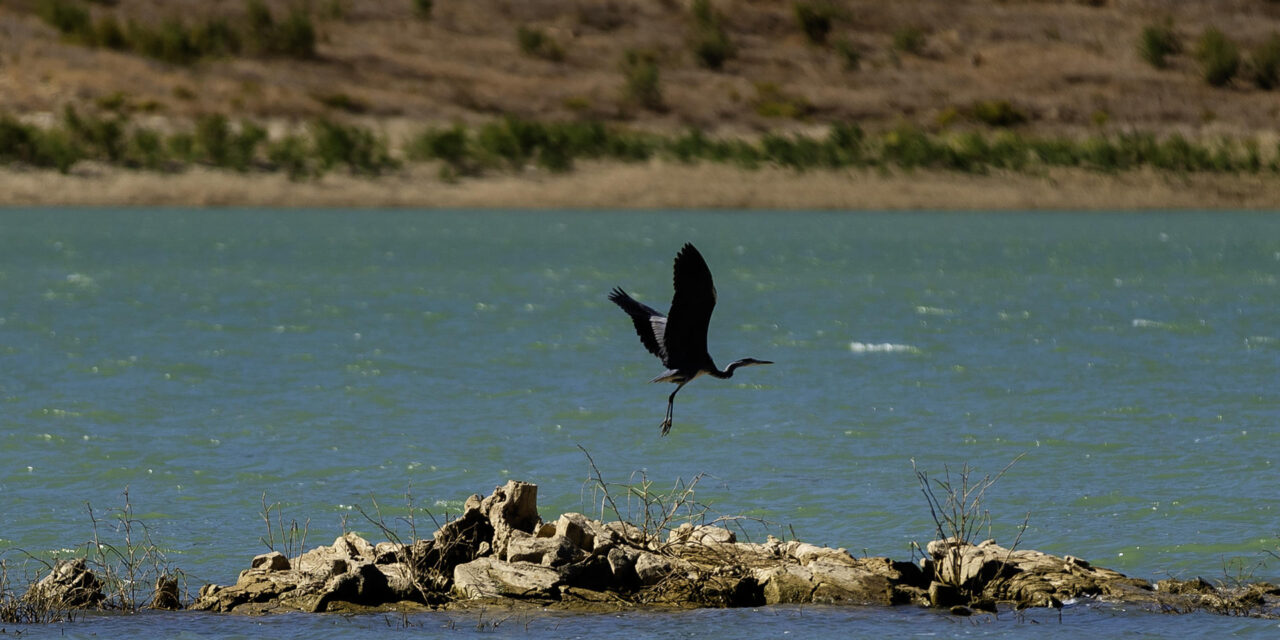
[660,382,686,436]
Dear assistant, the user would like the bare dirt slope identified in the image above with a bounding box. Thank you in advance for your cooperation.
[3,0,1280,138]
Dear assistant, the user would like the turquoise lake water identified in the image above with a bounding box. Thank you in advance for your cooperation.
[1,208,1278,637]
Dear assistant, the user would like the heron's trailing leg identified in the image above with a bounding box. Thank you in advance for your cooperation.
[660,382,687,436]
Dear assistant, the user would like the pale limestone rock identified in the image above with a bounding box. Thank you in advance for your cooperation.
[452,557,561,599]
[251,551,291,572]
[506,534,587,567]
[478,480,540,560]
[555,513,596,551]
[668,523,736,546]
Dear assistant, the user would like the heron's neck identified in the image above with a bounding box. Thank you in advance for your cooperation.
[708,362,740,379]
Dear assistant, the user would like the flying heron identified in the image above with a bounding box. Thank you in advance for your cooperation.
[608,243,772,436]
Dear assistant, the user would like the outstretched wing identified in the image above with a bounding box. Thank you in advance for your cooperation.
[664,243,716,369]
[608,287,668,363]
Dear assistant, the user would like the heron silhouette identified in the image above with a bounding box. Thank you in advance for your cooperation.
[608,243,772,435]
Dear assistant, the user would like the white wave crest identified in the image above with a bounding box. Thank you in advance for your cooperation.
[849,342,921,354]
[914,306,953,316]
[1131,318,1172,329]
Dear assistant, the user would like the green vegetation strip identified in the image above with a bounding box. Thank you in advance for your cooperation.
[4,109,1280,180]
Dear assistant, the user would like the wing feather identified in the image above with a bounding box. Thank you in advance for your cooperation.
[664,243,716,370]
[608,287,668,362]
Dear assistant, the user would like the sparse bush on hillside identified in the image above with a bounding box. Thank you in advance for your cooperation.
[969,100,1028,127]
[412,0,433,20]
[244,2,316,59]
[620,50,664,112]
[190,17,243,58]
[1138,18,1180,69]
[752,82,811,119]
[516,25,565,62]
[833,37,860,70]
[37,0,95,43]
[94,14,126,49]
[37,0,314,63]
[1249,33,1280,90]
[793,1,838,45]
[313,92,368,114]
[690,0,734,70]
[892,26,927,56]
[1195,27,1240,87]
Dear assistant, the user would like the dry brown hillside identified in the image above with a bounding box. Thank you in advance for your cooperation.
[2,0,1280,139]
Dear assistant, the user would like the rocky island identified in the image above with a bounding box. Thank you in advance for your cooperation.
[27,480,1278,620]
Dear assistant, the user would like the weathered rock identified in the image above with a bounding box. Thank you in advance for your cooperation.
[191,565,312,613]
[555,513,597,551]
[595,520,646,548]
[634,551,688,586]
[755,558,900,606]
[507,534,587,567]
[296,533,376,578]
[373,541,402,564]
[645,568,762,608]
[668,523,736,546]
[252,551,291,572]
[560,554,616,591]
[452,557,562,600]
[376,562,420,602]
[756,564,815,604]
[424,507,494,582]
[313,562,394,612]
[929,581,965,608]
[151,575,182,610]
[1157,577,1216,595]
[26,558,105,609]
[478,480,540,561]
[606,546,641,588]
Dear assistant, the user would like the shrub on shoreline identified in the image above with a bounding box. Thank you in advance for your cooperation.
[3,110,1279,180]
